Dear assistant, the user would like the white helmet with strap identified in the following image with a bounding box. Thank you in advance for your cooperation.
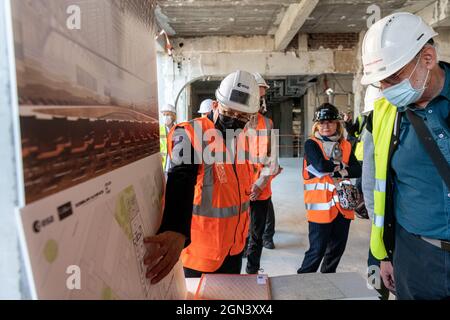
[160,104,176,114]
[361,12,438,85]
[199,99,214,114]
[253,72,270,89]
[363,86,384,114]
[215,70,260,114]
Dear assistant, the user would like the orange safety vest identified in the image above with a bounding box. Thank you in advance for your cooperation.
[251,113,274,201]
[302,137,355,223]
[168,117,253,272]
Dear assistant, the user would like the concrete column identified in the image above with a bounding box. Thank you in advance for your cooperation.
[0,0,27,299]
[352,31,366,117]
[304,84,317,141]
[298,33,308,53]
[280,100,294,158]
[435,28,450,62]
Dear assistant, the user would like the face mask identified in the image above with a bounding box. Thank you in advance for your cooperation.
[382,57,430,108]
[163,115,174,126]
[217,114,247,131]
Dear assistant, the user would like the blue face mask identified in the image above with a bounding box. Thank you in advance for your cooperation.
[382,57,429,108]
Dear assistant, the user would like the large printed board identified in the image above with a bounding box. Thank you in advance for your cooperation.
[18,156,186,300]
[12,0,186,299]
[12,0,160,204]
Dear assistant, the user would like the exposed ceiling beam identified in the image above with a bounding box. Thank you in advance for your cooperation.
[155,6,176,36]
[274,0,319,51]
[414,0,450,28]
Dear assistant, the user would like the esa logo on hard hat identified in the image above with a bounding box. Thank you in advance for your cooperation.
[237,83,249,90]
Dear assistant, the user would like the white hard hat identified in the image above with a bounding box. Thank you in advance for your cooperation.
[215,70,260,114]
[161,104,176,114]
[253,72,270,89]
[199,99,214,114]
[361,12,438,85]
[363,86,384,114]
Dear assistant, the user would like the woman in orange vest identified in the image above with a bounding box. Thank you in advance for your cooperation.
[297,103,361,274]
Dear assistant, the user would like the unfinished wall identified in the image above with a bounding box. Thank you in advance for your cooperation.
[157,34,360,122]
[308,33,359,50]
[435,27,450,62]
[303,74,354,139]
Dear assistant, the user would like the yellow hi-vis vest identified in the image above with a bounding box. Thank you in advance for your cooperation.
[371,98,398,260]
[160,125,168,169]
[354,115,365,161]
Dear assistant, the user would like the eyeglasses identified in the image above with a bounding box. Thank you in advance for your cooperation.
[219,104,255,123]
[370,66,408,90]
[371,54,421,90]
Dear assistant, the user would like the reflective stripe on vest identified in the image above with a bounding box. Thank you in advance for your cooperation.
[371,98,397,260]
[304,182,336,192]
[193,201,251,218]
[373,214,385,228]
[193,162,250,218]
[305,195,340,211]
[375,178,386,193]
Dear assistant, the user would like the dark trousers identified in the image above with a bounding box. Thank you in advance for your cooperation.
[393,223,450,300]
[355,161,363,193]
[184,252,243,278]
[263,199,275,243]
[247,198,271,271]
[367,249,390,300]
[298,213,351,274]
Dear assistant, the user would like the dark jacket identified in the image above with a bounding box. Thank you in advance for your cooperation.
[304,138,362,180]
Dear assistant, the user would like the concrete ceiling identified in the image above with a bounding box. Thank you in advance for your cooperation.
[156,0,300,36]
[301,0,436,33]
[156,0,436,37]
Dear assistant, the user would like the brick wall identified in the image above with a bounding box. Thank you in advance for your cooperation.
[308,33,359,50]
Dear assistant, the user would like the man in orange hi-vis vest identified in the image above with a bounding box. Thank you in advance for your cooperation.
[143,70,261,283]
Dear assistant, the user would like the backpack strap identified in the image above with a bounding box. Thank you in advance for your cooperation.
[406,109,450,190]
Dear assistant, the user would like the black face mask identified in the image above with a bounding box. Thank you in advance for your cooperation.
[217,114,247,131]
